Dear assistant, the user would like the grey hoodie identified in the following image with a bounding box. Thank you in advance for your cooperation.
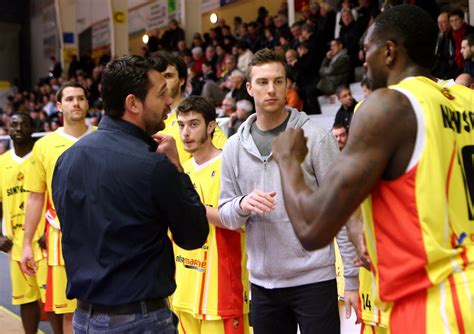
[218,108,358,290]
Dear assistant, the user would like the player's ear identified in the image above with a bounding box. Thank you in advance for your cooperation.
[207,120,216,136]
[385,40,396,66]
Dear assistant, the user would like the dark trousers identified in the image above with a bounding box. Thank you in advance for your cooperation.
[251,280,340,334]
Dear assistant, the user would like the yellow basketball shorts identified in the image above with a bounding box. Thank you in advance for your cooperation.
[10,258,46,305]
[45,265,76,314]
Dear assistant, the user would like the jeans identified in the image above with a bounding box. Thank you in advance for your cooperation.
[250,280,340,334]
[72,303,177,334]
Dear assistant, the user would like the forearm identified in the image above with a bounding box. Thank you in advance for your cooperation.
[218,196,248,230]
[206,206,230,229]
[336,226,359,291]
[23,192,45,246]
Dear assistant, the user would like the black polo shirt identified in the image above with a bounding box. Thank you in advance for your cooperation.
[52,116,208,305]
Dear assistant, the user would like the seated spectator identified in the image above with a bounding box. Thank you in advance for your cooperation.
[227,99,253,137]
[235,41,254,74]
[335,0,359,39]
[285,74,303,111]
[432,11,458,79]
[339,8,363,68]
[461,34,474,77]
[317,39,352,96]
[360,76,372,99]
[333,85,357,129]
[332,123,349,151]
[226,70,253,107]
[217,96,236,118]
[191,47,205,77]
[455,73,474,88]
[262,27,278,49]
[205,45,218,71]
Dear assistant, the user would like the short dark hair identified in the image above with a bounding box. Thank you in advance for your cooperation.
[371,5,438,69]
[56,82,88,102]
[333,123,348,133]
[335,85,350,98]
[247,48,288,81]
[10,112,34,127]
[449,8,464,20]
[463,34,474,46]
[156,51,188,93]
[101,55,168,118]
[176,96,216,127]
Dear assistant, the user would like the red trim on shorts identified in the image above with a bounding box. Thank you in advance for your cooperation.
[198,249,208,315]
[391,289,427,333]
[223,315,245,334]
[216,228,244,316]
[179,318,187,334]
[448,275,466,334]
[45,265,53,312]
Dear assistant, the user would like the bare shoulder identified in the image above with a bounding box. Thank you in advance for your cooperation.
[347,88,417,179]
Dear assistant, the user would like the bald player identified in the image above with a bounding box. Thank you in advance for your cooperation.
[273,5,473,333]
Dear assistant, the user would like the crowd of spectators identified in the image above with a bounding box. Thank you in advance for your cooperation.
[1,0,473,153]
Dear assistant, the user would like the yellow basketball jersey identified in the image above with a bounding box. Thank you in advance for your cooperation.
[161,111,227,164]
[173,154,249,320]
[25,127,94,266]
[0,150,45,261]
[361,77,474,310]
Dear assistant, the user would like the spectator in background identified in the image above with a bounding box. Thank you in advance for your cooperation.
[293,42,321,114]
[191,47,205,78]
[332,123,349,151]
[317,2,337,48]
[236,41,254,74]
[161,19,185,51]
[449,8,474,72]
[49,56,62,79]
[360,76,372,99]
[290,22,303,49]
[335,0,358,39]
[285,74,303,111]
[227,70,253,107]
[234,16,243,38]
[432,11,458,79]
[227,99,253,137]
[217,96,235,118]
[454,73,474,88]
[333,85,357,129]
[461,34,474,77]
[339,8,363,68]
[317,39,352,96]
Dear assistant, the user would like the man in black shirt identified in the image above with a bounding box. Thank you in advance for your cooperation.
[52,55,209,333]
[333,85,357,129]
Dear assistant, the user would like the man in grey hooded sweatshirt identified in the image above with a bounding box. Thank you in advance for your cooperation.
[218,48,359,334]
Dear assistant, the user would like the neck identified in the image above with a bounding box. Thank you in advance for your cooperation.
[255,107,288,131]
[387,64,434,86]
[171,94,183,111]
[13,142,34,158]
[63,121,88,138]
[193,142,220,165]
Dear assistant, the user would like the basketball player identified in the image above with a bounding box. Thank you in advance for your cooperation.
[21,82,94,333]
[273,5,473,333]
[156,52,227,164]
[0,113,46,334]
[173,96,249,333]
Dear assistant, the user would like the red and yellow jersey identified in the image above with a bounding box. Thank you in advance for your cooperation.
[25,127,94,266]
[161,111,227,165]
[0,150,45,261]
[172,154,249,320]
[361,77,474,310]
